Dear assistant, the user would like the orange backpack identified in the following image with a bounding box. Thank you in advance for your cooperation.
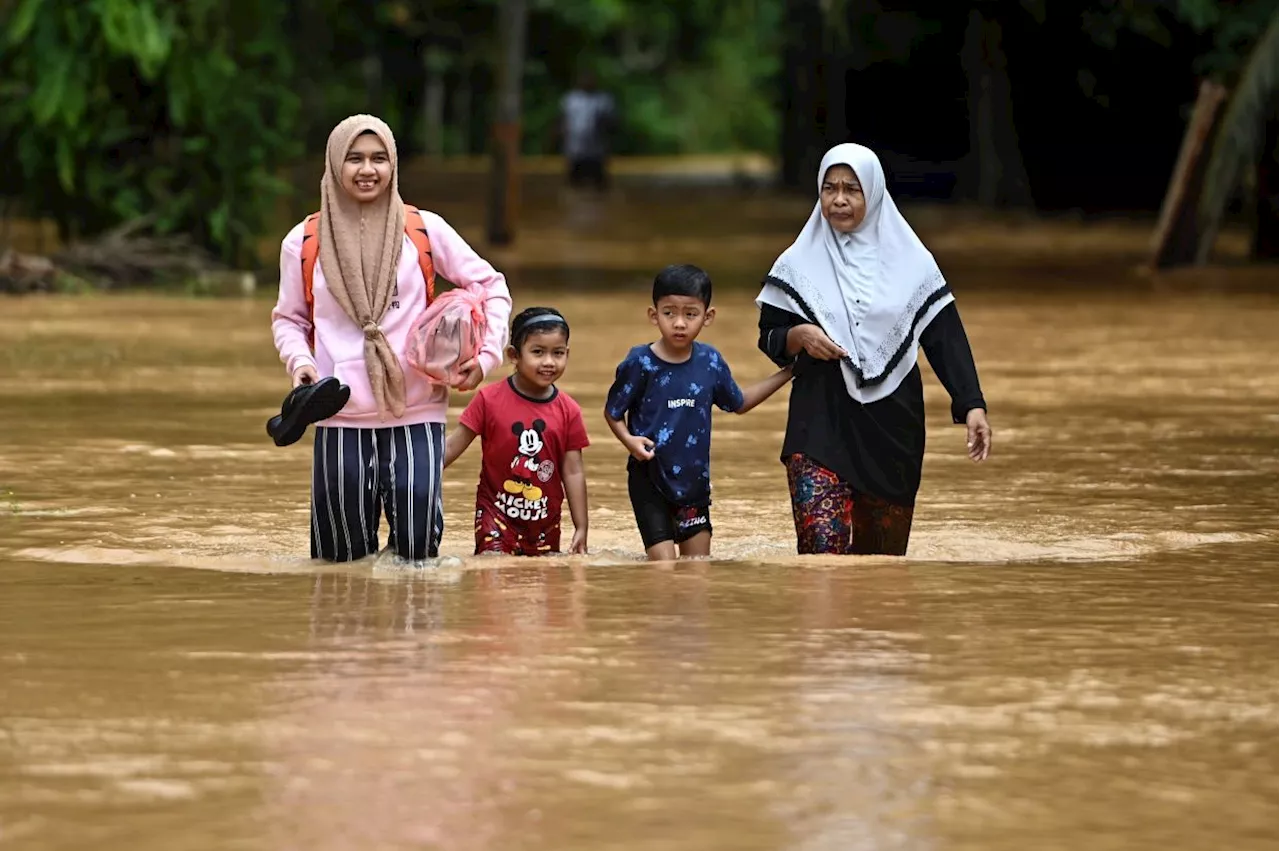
[298,203,436,350]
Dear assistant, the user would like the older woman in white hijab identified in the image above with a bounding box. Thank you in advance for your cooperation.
[757,143,991,556]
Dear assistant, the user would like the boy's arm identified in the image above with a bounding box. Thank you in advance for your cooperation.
[443,424,479,469]
[603,354,652,461]
[735,365,794,415]
[561,449,589,554]
[604,411,655,461]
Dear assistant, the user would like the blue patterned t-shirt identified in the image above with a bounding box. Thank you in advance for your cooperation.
[605,342,745,506]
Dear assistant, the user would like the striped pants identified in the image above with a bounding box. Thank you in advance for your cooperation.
[310,423,445,562]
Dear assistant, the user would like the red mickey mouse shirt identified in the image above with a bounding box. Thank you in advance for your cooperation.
[459,377,590,555]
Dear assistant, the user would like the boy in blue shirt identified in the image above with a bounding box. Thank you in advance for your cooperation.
[605,264,793,561]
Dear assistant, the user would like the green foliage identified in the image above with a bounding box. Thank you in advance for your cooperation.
[1079,0,1276,253]
[380,0,783,156]
[1197,12,1279,261]
[1082,0,1276,79]
[821,0,942,67]
[0,0,301,265]
[530,0,783,154]
[0,0,781,267]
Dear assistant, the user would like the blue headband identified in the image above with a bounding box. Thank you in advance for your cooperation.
[514,313,568,334]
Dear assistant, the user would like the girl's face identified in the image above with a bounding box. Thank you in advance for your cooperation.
[509,328,569,392]
[820,164,866,233]
[341,133,393,203]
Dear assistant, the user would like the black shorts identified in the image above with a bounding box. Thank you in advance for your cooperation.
[567,156,607,190]
[627,464,712,549]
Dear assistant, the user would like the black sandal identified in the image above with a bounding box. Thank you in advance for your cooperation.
[267,376,351,447]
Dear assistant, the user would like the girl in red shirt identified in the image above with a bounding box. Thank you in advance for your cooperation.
[443,308,590,555]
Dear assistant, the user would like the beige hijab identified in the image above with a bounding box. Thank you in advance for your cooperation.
[318,114,408,419]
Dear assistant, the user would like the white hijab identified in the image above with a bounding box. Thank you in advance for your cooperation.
[756,143,953,404]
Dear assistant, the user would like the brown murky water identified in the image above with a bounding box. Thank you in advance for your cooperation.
[0,187,1276,850]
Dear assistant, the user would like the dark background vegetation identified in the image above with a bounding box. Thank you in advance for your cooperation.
[0,0,1275,267]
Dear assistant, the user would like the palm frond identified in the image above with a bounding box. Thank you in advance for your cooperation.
[1196,11,1279,263]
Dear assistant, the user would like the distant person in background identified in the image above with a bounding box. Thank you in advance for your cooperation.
[559,72,616,191]
[757,143,991,557]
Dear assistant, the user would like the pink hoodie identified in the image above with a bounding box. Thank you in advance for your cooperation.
[271,209,512,429]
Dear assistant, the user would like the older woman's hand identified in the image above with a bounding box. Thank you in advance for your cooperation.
[965,408,991,462]
[786,324,846,361]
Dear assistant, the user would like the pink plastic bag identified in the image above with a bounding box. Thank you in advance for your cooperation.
[405,288,487,385]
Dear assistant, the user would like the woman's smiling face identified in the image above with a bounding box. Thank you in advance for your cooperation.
[341,131,393,203]
[820,164,866,233]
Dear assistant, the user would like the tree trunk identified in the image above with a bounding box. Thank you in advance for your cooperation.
[1251,114,1278,260]
[960,9,1032,207]
[422,49,446,158]
[823,52,850,149]
[487,0,527,246]
[363,52,383,115]
[452,64,472,156]
[1150,81,1228,269]
[779,0,825,189]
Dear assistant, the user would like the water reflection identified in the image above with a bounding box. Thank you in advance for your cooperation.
[260,563,949,851]
[768,567,932,851]
[0,540,1275,850]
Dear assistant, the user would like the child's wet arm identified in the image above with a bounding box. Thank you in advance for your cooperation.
[271,233,316,376]
[604,411,633,447]
[562,450,588,532]
[735,365,794,415]
[443,425,478,469]
[605,358,654,456]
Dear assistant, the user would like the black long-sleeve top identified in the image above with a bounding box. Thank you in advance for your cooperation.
[758,302,986,506]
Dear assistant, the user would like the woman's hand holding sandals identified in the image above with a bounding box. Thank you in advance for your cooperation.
[787,324,846,361]
[292,365,319,388]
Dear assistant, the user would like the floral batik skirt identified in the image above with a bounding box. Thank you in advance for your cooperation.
[784,454,914,556]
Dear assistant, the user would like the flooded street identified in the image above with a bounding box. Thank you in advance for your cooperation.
[0,187,1276,850]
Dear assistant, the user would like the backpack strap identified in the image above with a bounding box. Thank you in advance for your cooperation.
[402,203,436,303]
[300,212,321,352]
[297,203,435,353]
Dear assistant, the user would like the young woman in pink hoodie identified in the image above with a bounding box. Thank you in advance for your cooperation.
[272,115,512,562]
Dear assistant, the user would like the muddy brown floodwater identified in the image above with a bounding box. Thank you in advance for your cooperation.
[0,186,1276,851]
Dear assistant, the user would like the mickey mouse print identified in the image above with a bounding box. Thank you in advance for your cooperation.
[458,376,591,555]
[503,419,551,512]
